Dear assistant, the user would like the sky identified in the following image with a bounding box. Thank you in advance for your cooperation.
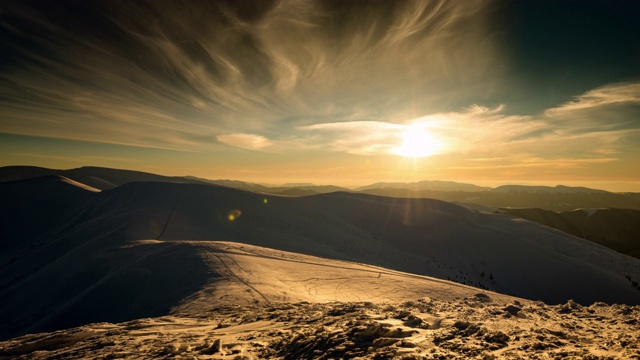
[1,0,639,191]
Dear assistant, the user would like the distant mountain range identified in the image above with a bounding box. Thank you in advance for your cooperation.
[183,176,272,193]
[357,180,491,192]
[0,167,351,196]
[358,188,640,211]
[499,208,640,259]
[490,185,609,194]
[3,166,638,210]
[2,166,639,258]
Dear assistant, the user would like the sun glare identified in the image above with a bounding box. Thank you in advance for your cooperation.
[392,125,443,158]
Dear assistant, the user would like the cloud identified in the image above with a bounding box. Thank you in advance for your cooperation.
[216,133,273,151]
[297,121,404,155]
[213,86,639,168]
[542,83,640,133]
[0,0,504,151]
[446,156,618,171]
[534,83,640,157]
[1,1,639,183]
[546,83,640,115]
[292,107,531,157]
[254,84,640,178]
[6,152,143,165]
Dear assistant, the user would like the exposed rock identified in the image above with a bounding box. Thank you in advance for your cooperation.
[475,293,493,303]
[504,304,522,316]
[484,331,509,345]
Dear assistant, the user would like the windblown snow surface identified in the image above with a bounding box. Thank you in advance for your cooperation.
[1,177,640,359]
[1,242,639,359]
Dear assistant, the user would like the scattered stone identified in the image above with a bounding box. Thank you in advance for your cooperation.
[200,339,221,354]
[547,329,567,339]
[162,343,190,355]
[559,300,583,314]
[487,308,503,316]
[372,337,399,348]
[484,331,509,345]
[452,321,483,336]
[504,304,522,316]
[2,298,637,359]
[403,315,424,328]
[474,293,492,303]
[397,340,417,348]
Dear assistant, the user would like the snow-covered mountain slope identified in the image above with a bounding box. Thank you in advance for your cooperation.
[0,237,513,340]
[2,180,640,340]
[500,207,640,258]
[0,175,98,255]
[0,166,208,190]
[5,240,638,359]
[94,182,640,303]
[171,241,516,312]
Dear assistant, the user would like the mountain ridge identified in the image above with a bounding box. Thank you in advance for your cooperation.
[357,180,491,192]
[490,184,610,194]
[2,173,640,342]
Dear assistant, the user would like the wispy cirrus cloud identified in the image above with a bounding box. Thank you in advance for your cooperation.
[215,83,640,176]
[297,121,405,155]
[1,1,639,185]
[216,133,273,151]
[0,0,503,152]
[546,82,640,115]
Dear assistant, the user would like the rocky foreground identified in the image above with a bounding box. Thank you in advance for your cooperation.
[1,294,639,359]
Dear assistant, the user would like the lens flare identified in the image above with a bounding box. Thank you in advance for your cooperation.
[227,209,242,221]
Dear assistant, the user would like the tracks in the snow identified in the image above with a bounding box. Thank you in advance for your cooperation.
[211,253,272,305]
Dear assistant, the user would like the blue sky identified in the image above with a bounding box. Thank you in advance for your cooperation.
[1,0,639,190]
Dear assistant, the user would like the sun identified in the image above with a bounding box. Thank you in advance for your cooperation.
[392,125,443,158]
